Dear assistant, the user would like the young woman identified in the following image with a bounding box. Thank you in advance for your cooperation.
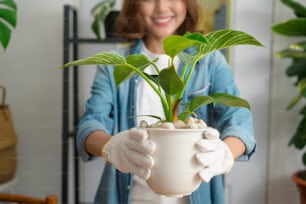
[77,0,256,203]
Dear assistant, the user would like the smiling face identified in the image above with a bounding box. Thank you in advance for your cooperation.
[138,0,187,50]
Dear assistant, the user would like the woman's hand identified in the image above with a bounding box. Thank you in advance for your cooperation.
[102,128,156,180]
[195,127,234,182]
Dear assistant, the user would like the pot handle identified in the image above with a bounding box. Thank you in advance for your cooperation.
[0,85,6,107]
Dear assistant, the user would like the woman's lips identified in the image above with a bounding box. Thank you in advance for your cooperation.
[153,16,173,26]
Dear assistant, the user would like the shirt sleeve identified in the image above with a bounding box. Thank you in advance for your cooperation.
[209,51,256,161]
[77,65,116,161]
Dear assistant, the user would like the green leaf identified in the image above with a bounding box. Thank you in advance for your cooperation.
[178,110,194,121]
[272,18,306,36]
[300,105,306,115]
[180,93,250,120]
[163,35,205,58]
[126,54,151,68]
[0,8,16,27]
[183,32,209,44]
[188,96,214,112]
[113,54,151,86]
[198,30,264,56]
[0,0,17,49]
[277,42,306,58]
[91,16,103,41]
[289,116,306,149]
[113,65,137,87]
[286,58,306,77]
[289,132,306,149]
[90,0,115,16]
[0,21,10,49]
[303,152,306,167]
[280,0,306,17]
[177,51,197,64]
[159,65,184,95]
[287,94,302,110]
[287,79,306,109]
[90,0,115,40]
[144,73,159,85]
[61,52,126,68]
[211,93,251,109]
[0,0,17,10]
[298,79,306,95]
[277,49,306,59]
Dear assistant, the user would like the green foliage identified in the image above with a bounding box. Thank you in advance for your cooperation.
[91,0,115,40]
[0,0,17,50]
[62,30,263,122]
[272,0,306,166]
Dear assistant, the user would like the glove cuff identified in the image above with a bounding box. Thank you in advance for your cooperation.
[101,137,112,161]
[224,144,235,172]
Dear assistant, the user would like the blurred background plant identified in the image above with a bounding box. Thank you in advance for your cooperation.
[272,0,306,166]
[0,0,17,50]
[90,0,116,40]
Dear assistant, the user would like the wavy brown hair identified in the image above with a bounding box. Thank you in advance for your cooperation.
[115,0,202,41]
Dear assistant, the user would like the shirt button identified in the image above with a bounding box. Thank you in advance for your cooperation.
[134,79,139,83]
[127,185,131,190]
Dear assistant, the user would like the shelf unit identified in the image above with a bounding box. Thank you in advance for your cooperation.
[62,5,121,204]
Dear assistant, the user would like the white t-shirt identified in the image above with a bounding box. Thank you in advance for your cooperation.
[133,44,189,204]
[136,43,181,125]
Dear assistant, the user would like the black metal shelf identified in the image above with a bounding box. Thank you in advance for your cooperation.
[62,5,122,204]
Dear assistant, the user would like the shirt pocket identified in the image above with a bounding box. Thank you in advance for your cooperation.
[187,83,211,99]
[185,83,211,122]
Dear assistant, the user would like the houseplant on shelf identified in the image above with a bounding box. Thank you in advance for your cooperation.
[90,0,118,40]
[272,0,306,202]
[0,0,17,50]
[62,29,263,196]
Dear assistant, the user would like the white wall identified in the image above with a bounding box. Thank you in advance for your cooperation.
[225,0,272,203]
[0,0,79,201]
[268,0,305,203]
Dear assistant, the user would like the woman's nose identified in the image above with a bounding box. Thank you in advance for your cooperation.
[154,0,169,12]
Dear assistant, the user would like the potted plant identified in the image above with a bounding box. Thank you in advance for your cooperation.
[0,0,17,50]
[90,0,119,40]
[62,30,262,196]
[272,0,306,203]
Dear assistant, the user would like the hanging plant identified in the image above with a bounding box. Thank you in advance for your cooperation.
[0,0,17,50]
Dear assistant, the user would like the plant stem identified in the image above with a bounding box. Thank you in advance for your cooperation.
[125,63,170,119]
[176,59,200,101]
[165,94,174,121]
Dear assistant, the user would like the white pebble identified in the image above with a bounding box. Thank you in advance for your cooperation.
[196,119,207,129]
[173,120,186,129]
[159,122,175,129]
[139,120,149,128]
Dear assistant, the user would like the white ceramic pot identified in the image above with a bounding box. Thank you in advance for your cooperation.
[146,128,204,197]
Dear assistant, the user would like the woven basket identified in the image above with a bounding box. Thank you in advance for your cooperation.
[0,85,17,183]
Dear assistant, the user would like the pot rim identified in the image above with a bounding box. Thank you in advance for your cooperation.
[143,128,206,132]
[292,170,306,187]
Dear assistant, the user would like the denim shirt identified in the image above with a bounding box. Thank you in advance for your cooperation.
[77,39,256,204]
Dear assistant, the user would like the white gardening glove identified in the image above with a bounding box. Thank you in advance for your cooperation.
[102,128,156,179]
[195,127,234,182]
